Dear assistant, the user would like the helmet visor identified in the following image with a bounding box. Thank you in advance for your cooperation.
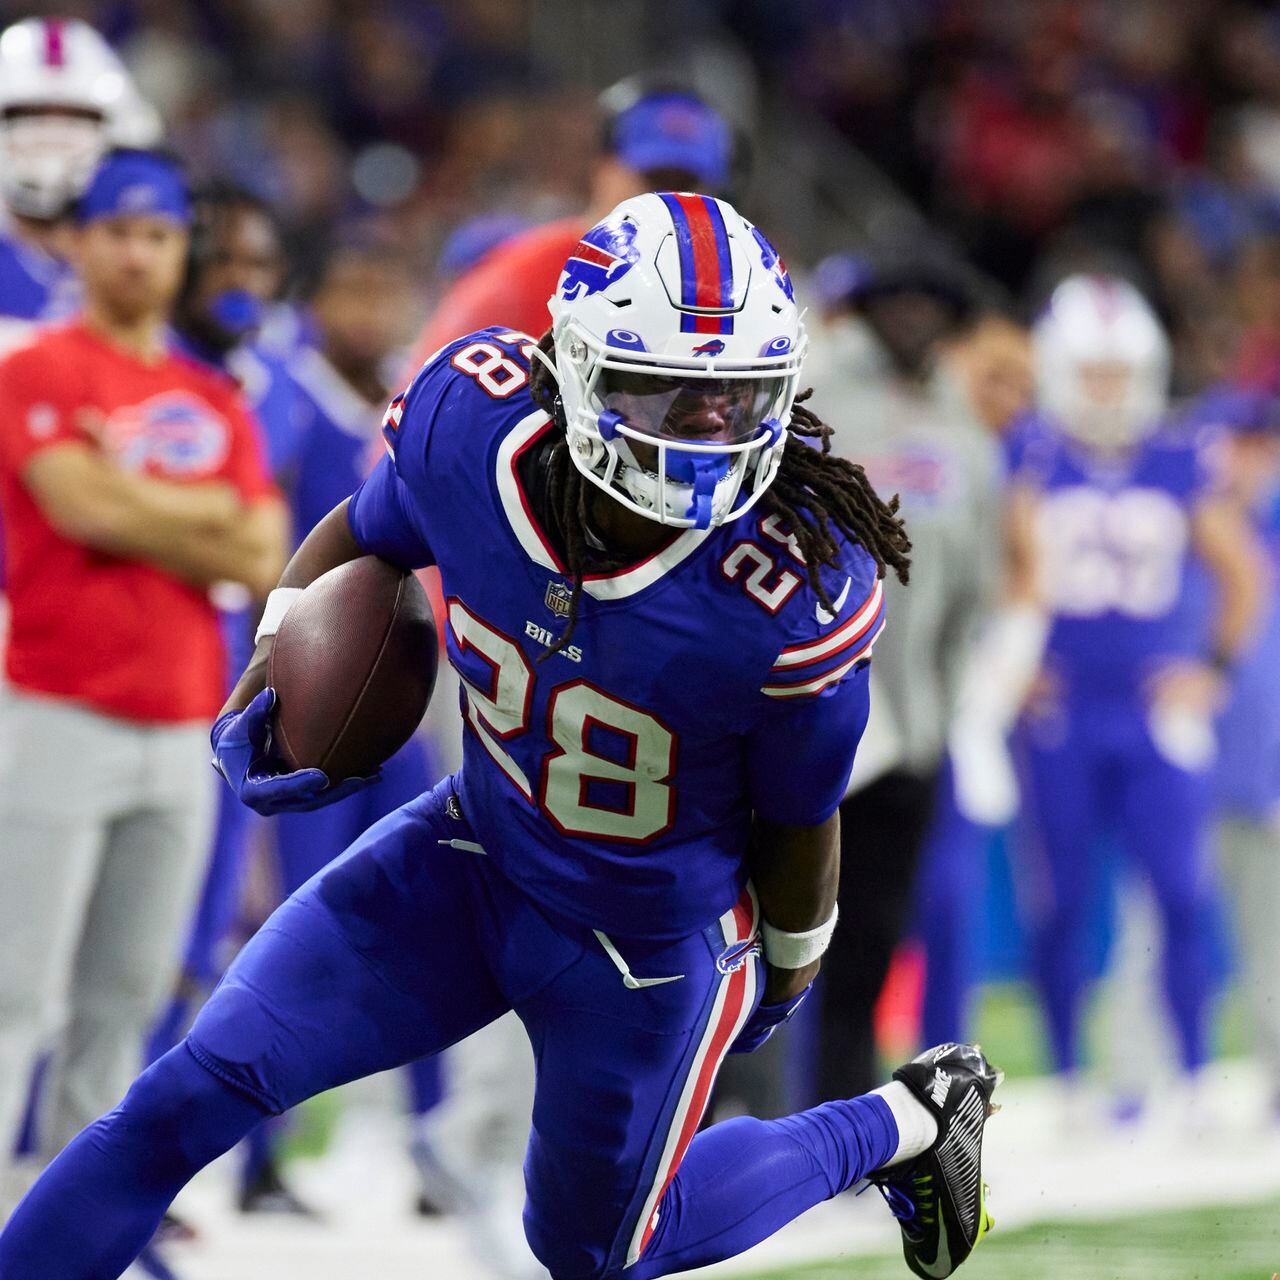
[598,367,787,461]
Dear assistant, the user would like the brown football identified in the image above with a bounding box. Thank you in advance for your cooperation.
[268,557,438,781]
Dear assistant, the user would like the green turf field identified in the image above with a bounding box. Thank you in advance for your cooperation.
[743,1198,1280,1280]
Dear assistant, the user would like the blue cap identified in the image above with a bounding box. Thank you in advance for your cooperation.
[610,93,731,189]
[812,252,874,311]
[437,213,530,280]
[78,150,191,227]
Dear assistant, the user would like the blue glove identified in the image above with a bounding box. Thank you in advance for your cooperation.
[729,982,812,1055]
[211,688,379,816]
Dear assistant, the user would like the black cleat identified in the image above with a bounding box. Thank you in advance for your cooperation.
[872,1042,1002,1278]
[237,1159,319,1218]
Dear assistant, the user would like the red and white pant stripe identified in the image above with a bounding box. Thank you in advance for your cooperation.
[626,884,761,1266]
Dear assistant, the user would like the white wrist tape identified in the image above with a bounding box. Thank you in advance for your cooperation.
[254,587,305,645]
[761,904,839,970]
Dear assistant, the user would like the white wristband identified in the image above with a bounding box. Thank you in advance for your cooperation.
[254,587,305,645]
[761,904,839,970]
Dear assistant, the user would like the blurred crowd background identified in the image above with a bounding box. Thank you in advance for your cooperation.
[4,0,1280,395]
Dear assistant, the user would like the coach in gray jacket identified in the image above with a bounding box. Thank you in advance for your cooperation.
[804,251,1004,1099]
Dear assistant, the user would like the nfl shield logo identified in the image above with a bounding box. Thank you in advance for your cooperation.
[545,580,573,618]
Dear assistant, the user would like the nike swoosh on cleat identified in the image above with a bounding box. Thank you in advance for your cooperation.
[914,1228,951,1279]
[815,577,852,624]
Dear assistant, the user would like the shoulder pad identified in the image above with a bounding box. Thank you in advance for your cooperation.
[380,327,540,484]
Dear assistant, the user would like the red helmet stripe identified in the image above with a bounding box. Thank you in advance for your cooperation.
[44,18,67,68]
[671,191,723,311]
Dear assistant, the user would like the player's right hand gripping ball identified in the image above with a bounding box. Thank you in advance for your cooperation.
[211,687,378,816]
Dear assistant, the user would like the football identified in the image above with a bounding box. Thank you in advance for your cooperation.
[268,556,438,782]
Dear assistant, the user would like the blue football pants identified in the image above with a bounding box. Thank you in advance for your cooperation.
[0,778,899,1280]
[1018,702,1215,1074]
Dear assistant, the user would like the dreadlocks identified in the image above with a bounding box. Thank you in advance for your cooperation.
[527,331,911,656]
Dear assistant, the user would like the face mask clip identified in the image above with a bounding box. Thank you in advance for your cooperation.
[597,409,623,442]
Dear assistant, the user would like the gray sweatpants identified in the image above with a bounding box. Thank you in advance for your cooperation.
[0,685,213,1167]
[1218,814,1280,1077]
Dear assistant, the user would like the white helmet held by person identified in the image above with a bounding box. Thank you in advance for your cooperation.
[547,191,806,530]
[1033,273,1170,450]
[0,17,162,221]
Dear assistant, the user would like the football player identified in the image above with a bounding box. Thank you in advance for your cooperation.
[0,17,160,353]
[0,195,1001,1280]
[1010,275,1264,1101]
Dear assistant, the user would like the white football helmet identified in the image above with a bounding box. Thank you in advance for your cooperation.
[0,17,162,220]
[1033,274,1170,450]
[547,191,806,530]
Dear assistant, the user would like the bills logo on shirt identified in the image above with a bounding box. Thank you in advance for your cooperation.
[100,392,231,476]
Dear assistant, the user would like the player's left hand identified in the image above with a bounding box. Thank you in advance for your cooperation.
[1146,657,1228,720]
[211,687,379,815]
[729,982,812,1055]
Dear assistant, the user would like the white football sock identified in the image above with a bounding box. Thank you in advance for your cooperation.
[873,1081,939,1167]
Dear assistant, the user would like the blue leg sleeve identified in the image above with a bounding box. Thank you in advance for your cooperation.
[626,1096,897,1280]
[1018,723,1102,1073]
[0,1045,267,1279]
[1118,735,1214,1072]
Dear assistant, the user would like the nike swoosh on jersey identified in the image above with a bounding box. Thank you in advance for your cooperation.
[815,576,852,625]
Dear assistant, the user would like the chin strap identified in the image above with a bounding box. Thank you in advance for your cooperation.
[684,453,726,529]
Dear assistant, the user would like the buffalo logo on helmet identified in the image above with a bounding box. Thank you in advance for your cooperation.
[101,392,230,475]
[751,226,795,303]
[691,338,726,356]
[558,217,641,301]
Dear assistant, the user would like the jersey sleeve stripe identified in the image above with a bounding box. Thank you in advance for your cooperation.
[761,617,884,698]
[772,580,883,670]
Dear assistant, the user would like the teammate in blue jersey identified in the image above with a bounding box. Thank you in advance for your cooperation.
[267,239,451,1212]
[1010,276,1263,1097]
[146,182,315,1227]
[0,193,1002,1280]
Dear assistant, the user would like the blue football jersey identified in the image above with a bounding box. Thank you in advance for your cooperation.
[226,343,305,482]
[1015,417,1215,698]
[348,329,885,938]
[0,227,78,353]
[286,345,381,546]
